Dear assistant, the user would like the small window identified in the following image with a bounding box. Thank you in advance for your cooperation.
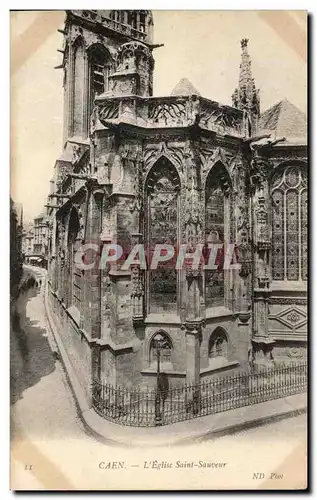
[89,47,110,99]
[208,329,228,360]
[127,11,137,30]
[139,12,146,32]
[92,62,104,95]
[149,332,173,368]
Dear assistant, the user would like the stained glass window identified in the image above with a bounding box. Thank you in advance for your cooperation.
[271,166,307,281]
[68,208,81,309]
[301,189,308,281]
[272,190,285,280]
[146,158,180,313]
[205,165,231,308]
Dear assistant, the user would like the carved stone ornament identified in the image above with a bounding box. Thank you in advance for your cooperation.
[268,298,307,305]
[237,229,252,278]
[116,40,154,71]
[148,99,186,123]
[72,144,83,163]
[59,248,66,268]
[130,148,144,214]
[256,195,268,223]
[143,141,185,174]
[200,146,233,177]
[98,101,120,122]
[183,320,203,343]
[199,101,243,132]
[236,203,249,231]
[250,152,273,192]
[72,203,85,240]
[257,275,270,288]
[286,346,304,359]
[238,311,251,323]
[131,265,144,298]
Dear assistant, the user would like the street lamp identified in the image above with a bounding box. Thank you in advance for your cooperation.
[152,333,166,426]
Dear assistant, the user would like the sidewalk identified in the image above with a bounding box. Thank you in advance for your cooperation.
[43,276,307,448]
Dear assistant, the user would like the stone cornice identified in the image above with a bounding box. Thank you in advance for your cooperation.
[96,94,245,139]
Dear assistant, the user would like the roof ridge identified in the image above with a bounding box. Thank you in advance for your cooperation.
[259,98,307,138]
[170,77,201,96]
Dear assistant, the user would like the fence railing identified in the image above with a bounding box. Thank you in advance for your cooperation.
[92,361,307,427]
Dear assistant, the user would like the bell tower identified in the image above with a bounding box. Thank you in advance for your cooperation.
[108,41,154,98]
[57,10,154,143]
[232,38,260,137]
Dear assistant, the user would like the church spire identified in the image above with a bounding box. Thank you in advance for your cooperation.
[232,39,260,136]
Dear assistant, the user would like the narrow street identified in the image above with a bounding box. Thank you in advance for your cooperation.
[10,267,90,443]
[10,266,307,489]
[10,267,307,445]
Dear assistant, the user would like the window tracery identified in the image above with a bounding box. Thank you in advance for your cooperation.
[146,158,180,313]
[271,166,307,281]
[205,164,231,308]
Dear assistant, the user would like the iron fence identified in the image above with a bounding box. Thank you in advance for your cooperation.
[92,361,307,427]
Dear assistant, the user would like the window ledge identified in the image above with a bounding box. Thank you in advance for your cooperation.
[141,367,186,377]
[200,360,239,376]
[145,313,180,325]
[271,333,307,342]
[270,281,307,292]
[205,307,233,319]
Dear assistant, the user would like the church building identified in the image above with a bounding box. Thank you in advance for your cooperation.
[47,10,307,402]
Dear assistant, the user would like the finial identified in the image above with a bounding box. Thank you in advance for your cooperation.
[232,37,260,123]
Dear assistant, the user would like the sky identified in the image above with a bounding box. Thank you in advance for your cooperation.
[10,10,307,223]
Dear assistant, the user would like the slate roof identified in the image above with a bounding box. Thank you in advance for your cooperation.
[258,99,307,140]
[170,78,201,96]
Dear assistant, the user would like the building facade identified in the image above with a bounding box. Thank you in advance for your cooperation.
[22,225,34,259]
[10,199,23,299]
[29,212,49,267]
[47,11,307,401]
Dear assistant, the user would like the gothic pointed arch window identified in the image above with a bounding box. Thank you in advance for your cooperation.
[145,157,180,314]
[205,163,232,308]
[271,165,307,281]
[208,328,228,361]
[73,38,85,137]
[88,44,112,105]
[149,331,173,368]
[67,208,82,310]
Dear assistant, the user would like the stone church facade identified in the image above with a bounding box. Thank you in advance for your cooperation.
[47,10,307,400]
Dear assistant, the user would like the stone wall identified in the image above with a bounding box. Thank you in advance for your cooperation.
[49,291,92,402]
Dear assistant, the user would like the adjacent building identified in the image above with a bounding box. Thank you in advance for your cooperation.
[23,212,49,267]
[33,213,49,260]
[10,199,23,299]
[22,224,34,259]
[47,11,307,403]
